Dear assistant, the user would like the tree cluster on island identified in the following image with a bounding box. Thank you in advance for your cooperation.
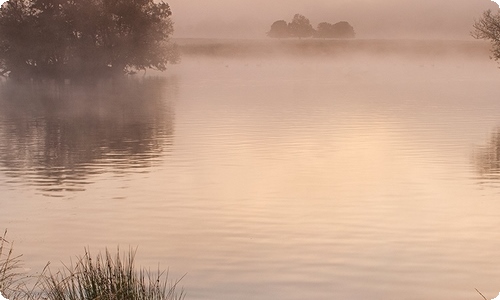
[268,14,355,39]
[0,0,179,80]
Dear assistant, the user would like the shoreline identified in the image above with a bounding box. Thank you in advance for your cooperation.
[173,37,491,58]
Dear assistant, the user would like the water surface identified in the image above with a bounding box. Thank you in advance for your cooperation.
[2,45,500,300]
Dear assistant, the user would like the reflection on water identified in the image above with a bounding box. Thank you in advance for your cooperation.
[474,127,500,181]
[0,78,176,196]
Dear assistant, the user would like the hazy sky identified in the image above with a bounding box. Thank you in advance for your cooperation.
[167,0,499,39]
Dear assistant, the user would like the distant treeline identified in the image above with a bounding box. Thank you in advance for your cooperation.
[268,14,355,39]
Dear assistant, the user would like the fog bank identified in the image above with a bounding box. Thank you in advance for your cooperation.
[168,0,499,39]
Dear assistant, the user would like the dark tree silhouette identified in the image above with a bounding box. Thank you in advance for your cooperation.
[314,21,355,39]
[472,9,500,63]
[315,22,335,38]
[0,0,179,79]
[288,14,314,39]
[331,21,355,38]
[267,20,289,38]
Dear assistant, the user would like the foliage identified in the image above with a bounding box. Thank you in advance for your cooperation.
[0,0,179,79]
[267,15,355,40]
[314,21,355,39]
[314,22,334,39]
[288,14,314,39]
[267,20,289,38]
[472,9,500,62]
[332,21,355,38]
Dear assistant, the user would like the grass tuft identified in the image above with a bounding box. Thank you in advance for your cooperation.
[0,229,23,298]
[40,247,185,300]
[1,230,184,300]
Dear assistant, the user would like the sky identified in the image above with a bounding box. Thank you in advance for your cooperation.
[167,0,500,39]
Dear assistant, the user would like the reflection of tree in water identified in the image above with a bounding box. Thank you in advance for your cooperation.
[0,78,176,196]
[474,128,500,181]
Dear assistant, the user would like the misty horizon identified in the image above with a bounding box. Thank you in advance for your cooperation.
[167,0,499,39]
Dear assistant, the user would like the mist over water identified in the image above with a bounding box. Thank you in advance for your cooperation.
[2,39,500,300]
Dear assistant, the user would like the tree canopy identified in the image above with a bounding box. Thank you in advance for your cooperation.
[472,9,500,63]
[331,21,355,39]
[315,22,335,39]
[267,14,355,40]
[0,0,179,80]
[314,21,355,39]
[267,20,289,38]
[288,14,314,39]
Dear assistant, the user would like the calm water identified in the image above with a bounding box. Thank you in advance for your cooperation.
[3,47,500,299]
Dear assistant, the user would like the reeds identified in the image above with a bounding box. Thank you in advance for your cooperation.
[0,230,23,298]
[0,230,184,300]
[40,248,185,300]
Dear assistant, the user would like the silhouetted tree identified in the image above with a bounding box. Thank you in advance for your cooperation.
[267,20,289,38]
[314,21,355,39]
[331,21,355,38]
[0,0,179,79]
[314,22,335,39]
[472,10,500,63]
[288,14,314,39]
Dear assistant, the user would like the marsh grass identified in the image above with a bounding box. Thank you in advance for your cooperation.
[0,230,23,298]
[1,230,184,300]
[475,288,488,300]
[40,247,185,300]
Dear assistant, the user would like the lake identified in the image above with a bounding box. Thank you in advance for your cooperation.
[2,39,500,300]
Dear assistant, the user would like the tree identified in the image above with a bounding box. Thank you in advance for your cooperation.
[288,14,314,39]
[267,20,289,38]
[331,21,355,39]
[314,21,355,39]
[0,0,179,79]
[314,22,334,39]
[472,9,500,63]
